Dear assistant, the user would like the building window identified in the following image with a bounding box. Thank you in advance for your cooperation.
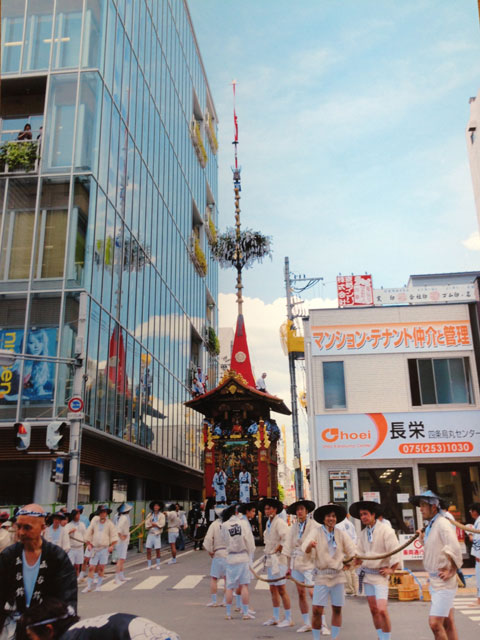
[358,467,416,532]
[408,357,473,406]
[323,361,346,409]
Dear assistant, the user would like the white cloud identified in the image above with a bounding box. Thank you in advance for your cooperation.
[218,292,337,464]
[463,231,480,251]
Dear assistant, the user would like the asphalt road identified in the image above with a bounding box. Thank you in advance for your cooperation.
[77,548,480,639]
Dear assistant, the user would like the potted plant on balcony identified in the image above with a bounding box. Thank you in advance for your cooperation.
[206,326,220,356]
[0,140,39,172]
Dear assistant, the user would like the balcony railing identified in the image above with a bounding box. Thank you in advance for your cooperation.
[0,139,40,174]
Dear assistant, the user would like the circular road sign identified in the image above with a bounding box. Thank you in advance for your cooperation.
[68,397,84,413]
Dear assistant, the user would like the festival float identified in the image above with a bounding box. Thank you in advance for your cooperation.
[185,83,291,503]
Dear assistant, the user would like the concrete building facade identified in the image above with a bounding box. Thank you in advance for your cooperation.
[304,294,480,546]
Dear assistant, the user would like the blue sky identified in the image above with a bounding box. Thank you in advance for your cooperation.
[189,0,480,304]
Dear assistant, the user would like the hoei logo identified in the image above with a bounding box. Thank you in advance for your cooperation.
[321,428,371,443]
[320,414,388,457]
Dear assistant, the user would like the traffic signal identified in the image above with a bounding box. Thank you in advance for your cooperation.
[46,421,68,450]
[14,422,31,451]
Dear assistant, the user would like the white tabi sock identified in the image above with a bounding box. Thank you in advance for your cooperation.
[312,630,321,640]
[284,609,292,622]
[156,558,161,567]
[236,594,242,608]
[147,559,152,568]
[211,594,217,604]
[302,613,310,625]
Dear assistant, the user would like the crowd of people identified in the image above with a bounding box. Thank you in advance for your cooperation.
[1,492,479,640]
[200,492,479,640]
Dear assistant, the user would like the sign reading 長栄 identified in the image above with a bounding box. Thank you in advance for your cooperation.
[311,320,472,356]
[0,328,58,404]
[315,411,480,461]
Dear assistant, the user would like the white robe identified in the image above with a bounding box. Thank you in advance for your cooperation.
[238,471,251,503]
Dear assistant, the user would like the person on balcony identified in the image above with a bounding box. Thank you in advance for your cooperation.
[17,124,32,141]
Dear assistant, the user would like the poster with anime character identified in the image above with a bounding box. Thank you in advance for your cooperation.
[0,328,58,403]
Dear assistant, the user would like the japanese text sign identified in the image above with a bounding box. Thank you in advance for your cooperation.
[311,321,472,356]
[337,275,373,308]
[315,410,480,461]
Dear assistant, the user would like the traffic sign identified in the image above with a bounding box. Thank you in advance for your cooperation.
[68,397,84,413]
[55,457,64,484]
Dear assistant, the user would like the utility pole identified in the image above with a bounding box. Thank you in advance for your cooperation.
[284,257,322,500]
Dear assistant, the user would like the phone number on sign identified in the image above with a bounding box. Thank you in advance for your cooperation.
[399,441,473,454]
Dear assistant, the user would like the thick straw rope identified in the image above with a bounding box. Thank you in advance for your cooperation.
[249,563,308,588]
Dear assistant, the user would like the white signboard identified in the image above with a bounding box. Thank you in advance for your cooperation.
[399,534,424,560]
[373,283,476,306]
[397,493,409,503]
[363,491,380,503]
[311,320,472,356]
[315,410,480,461]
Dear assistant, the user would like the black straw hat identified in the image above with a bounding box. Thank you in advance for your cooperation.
[95,504,112,515]
[258,498,284,514]
[314,504,346,524]
[349,501,380,519]
[286,500,316,515]
[222,503,239,522]
[149,500,164,511]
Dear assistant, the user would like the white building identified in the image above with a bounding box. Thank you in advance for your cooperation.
[304,297,480,545]
[467,91,480,229]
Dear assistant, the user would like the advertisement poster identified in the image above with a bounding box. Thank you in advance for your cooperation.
[0,328,58,404]
[362,491,380,503]
[315,410,480,461]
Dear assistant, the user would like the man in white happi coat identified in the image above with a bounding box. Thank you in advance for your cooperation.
[203,506,227,607]
[335,512,358,595]
[82,505,118,593]
[411,490,463,640]
[44,512,71,553]
[260,498,292,627]
[467,502,480,607]
[303,504,356,640]
[145,500,165,570]
[238,464,252,503]
[114,503,133,584]
[166,504,181,564]
[212,466,227,504]
[65,509,87,576]
[222,503,256,621]
[284,499,318,633]
[349,500,400,640]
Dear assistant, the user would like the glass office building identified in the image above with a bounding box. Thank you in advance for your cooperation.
[0,0,219,505]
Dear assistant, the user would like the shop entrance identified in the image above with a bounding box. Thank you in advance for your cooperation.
[418,462,480,522]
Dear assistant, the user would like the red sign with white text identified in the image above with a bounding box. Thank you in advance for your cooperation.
[337,275,374,307]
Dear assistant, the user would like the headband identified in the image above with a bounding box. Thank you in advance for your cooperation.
[16,509,47,518]
[26,606,76,629]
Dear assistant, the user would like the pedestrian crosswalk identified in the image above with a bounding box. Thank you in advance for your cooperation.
[81,558,269,595]
[453,594,480,625]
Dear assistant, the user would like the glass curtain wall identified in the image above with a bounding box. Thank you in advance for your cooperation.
[0,0,219,473]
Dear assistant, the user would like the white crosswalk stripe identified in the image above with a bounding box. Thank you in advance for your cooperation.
[100,580,123,592]
[133,576,168,590]
[255,576,270,590]
[172,575,205,589]
[452,594,480,625]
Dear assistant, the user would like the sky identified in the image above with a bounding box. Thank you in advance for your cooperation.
[188,1,480,466]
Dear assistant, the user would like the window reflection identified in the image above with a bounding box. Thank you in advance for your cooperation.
[1,0,25,74]
[23,0,53,72]
[52,0,82,69]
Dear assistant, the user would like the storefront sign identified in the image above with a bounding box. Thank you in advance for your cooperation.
[329,470,351,480]
[337,275,374,307]
[311,321,472,356]
[399,534,424,560]
[373,283,476,306]
[397,493,409,503]
[363,491,380,503]
[315,410,480,461]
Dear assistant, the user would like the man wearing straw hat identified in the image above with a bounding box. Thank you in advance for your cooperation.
[82,505,118,593]
[115,503,133,585]
[145,500,165,570]
[65,509,87,577]
[303,503,356,639]
[221,503,256,621]
[410,490,462,640]
[203,504,227,608]
[44,512,71,553]
[260,497,293,628]
[284,499,318,633]
[349,500,400,640]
